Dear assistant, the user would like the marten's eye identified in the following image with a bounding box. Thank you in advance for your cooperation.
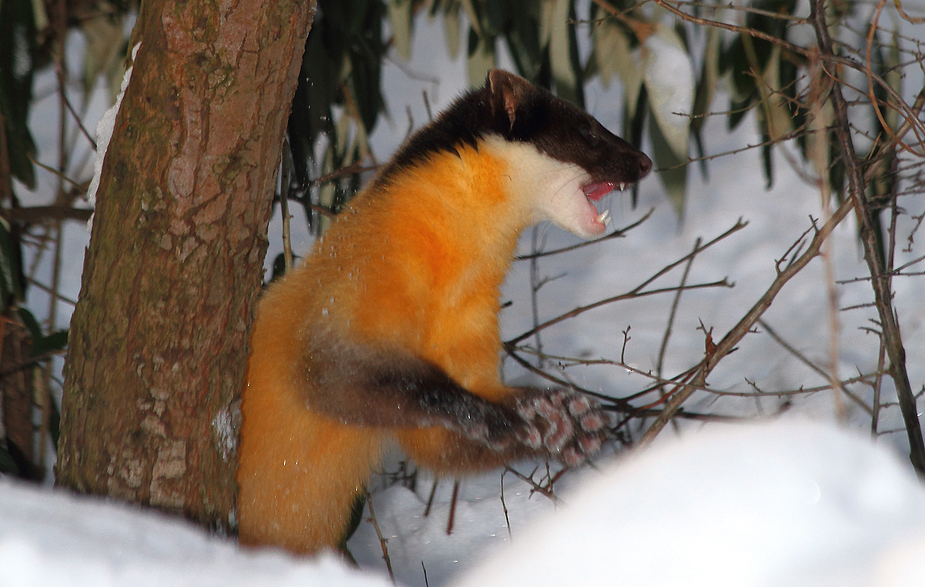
[579,125,600,147]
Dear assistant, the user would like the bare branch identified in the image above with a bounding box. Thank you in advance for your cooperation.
[639,197,855,446]
[811,0,925,474]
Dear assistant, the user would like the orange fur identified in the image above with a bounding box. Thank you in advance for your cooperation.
[237,142,534,553]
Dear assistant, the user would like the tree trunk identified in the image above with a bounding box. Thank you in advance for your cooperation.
[56,0,315,531]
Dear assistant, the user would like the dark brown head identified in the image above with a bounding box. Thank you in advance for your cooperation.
[378,70,652,237]
[483,70,651,190]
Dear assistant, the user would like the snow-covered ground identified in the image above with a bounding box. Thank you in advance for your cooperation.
[4,7,925,587]
[5,421,925,587]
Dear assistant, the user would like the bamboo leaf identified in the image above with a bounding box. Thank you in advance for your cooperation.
[0,0,38,188]
[467,28,495,86]
[505,1,542,81]
[594,20,640,95]
[690,25,720,145]
[626,85,648,207]
[0,219,22,306]
[460,0,483,38]
[757,46,792,143]
[881,28,901,131]
[761,141,773,189]
[485,0,508,35]
[544,0,579,105]
[32,330,68,357]
[443,1,462,59]
[387,0,413,61]
[648,101,688,218]
[0,445,19,475]
[81,14,126,101]
[643,24,694,160]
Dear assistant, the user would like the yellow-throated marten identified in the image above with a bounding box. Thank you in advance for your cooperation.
[237,70,652,554]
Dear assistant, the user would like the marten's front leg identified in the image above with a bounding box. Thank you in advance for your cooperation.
[301,332,609,468]
[507,387,609,467]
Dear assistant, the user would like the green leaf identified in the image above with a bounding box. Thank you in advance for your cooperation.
[727,93,752,131]
[719,0,797,135]
[503,1,542,82]
[15,307,66,357]
[442,1,462,59]
[460,0,484,38]
[17,307,41,339]
[543,0,580,106]
[690,25,720,168]
[0,445,20,475]
[467,28,495,86]
[721,0,796,95]
[81,13,126,101]
[287,0,387,221]
[649,100,688,218]
[873,28,902,135]
[387,0,413,61]
[626,87,648,208]
[0,219,23,306]
[484,0,509,36]
[594,20,634,88]
[778,47,805,130]
[720,34,756,102]
[32,329,68,356]
[643,24,693,160]
[0,0,38,188]
[761,140,773,189]
[48,395,61,449]
[289,31,335,190]
[565,0,585,108]
[806,100,832,191]
[625,83,647,154]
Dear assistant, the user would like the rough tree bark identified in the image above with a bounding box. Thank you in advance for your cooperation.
[56,0,316,531]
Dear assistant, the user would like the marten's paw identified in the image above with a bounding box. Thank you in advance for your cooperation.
[513,389,609,467]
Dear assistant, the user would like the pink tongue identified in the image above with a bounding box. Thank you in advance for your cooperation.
[582,181,615,201]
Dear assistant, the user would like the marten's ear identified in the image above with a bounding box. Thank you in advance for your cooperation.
[486,69,532,131]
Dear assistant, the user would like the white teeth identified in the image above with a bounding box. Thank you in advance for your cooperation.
[618,182,627,191]
[597,210,611,225]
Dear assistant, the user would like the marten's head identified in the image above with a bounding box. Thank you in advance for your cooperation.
[382,69,652,238]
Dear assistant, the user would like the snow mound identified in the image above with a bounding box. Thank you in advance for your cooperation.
[0,480,389,587]
[456,421,925,587]
[3,422,925,586]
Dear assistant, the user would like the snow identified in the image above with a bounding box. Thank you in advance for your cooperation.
[7,7,925,587]
[457,421,925,587]
[4,422,925,586]
[85,43,140,213]
[0,479,389,587]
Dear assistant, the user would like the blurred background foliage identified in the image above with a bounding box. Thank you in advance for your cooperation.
[0,0,920,479]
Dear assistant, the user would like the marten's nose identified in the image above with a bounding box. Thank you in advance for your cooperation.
[637,153,653,178]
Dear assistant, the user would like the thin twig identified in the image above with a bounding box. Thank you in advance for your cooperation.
[507,220,745,346]
[515,209,654,261]
[811,0,925,474]
[364,489,395,584]
[657,237,699,382]
[640,197,856,446]
[503,465,557,500]
[280,138,293,273]
[446,479,460,536]
[865,0,925,158]
[500,470,513,541]
[529,226,545,366]
[1,205,93,223]
[507,279,731,348]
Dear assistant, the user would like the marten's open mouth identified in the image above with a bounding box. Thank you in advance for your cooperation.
[581,181,631,231]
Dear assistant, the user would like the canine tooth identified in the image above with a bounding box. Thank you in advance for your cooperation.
[597,210,611,225]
